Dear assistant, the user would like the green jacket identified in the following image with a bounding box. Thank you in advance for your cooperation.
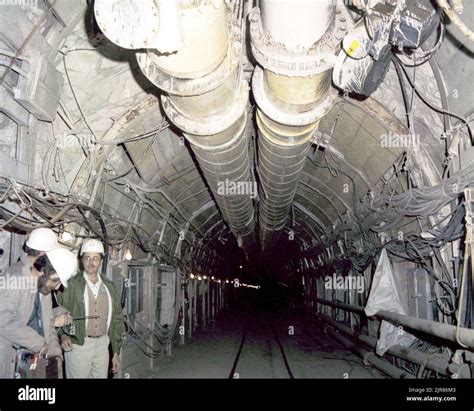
[58,273,124,354]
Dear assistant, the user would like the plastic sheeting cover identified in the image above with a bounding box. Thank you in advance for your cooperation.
[365,249,416,356]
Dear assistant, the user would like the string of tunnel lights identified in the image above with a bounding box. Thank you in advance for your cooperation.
[187,273,261,289]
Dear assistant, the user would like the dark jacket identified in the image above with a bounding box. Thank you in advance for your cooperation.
[58,273,124,354]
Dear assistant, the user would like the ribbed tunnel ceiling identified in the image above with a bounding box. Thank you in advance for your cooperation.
[0,0,472,285]
[3,0,474,387]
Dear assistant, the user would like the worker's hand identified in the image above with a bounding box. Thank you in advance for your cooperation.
[54,313,73,327]
[111,353,120,374]
[39,343,49,356]
[60,335,73,352]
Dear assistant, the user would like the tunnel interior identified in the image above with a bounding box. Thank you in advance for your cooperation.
[0,0,474,382]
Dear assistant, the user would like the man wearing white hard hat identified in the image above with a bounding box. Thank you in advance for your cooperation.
[19,228,73,328]
[0,237,77,378]
[25,227,58,254]
[59,238,124,378]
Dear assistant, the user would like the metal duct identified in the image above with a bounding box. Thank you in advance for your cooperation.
[250,0,350,252]
[133,0,257,258]
[256,109,319,247]
[184,109,257,252]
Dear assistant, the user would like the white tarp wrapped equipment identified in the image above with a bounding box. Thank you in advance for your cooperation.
[365,249,417,355]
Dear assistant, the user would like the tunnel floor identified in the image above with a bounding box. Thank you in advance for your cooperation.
[145,307,386,379]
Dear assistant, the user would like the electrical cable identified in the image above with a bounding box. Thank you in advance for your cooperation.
[394,55,473,144]
[396,23,445,67]
[0,0,59,87]
[436,0,474,44]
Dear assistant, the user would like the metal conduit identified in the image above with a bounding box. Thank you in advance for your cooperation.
[250,0,348,252]
[315,312,471,379]
[131,1,257,258]
[257,111,319,247]
[319,321,416,378]
[184,109,257,251]
[315,298,474,349]
[309,310,415,378]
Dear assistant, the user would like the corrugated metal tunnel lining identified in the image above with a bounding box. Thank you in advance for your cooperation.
[0,0,474,390]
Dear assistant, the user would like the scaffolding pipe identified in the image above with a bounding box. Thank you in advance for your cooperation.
[315,297,474,349]
[377,309,474,349]
[315,297,365,315]
[315,312,471,379]
[314,316,415,378]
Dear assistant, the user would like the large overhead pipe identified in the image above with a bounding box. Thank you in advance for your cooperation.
[250,0,350,252]
[95,0,257,258]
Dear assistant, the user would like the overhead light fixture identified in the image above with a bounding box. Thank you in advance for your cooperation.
[61,231,72,242]
[125,249,133,261]
[211,276,215,280]
[203,275,207,280]
[190,273,195,279]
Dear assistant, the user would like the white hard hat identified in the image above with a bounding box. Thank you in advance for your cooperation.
[46,248,78,287]
[80,239,105,255]
[26,228,58,252]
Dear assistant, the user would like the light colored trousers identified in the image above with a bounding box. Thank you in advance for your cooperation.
[64,336,110,378]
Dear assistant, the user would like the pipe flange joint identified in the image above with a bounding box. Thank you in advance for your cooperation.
[161,80,249,135]
[185,109,248,151]
[137,20,242,96]
[252,65,338,126]
[249,4,352,77]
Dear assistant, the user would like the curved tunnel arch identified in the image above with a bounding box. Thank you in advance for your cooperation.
[1,0,474,382]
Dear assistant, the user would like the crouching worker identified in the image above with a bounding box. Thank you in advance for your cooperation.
[0,247,77,378]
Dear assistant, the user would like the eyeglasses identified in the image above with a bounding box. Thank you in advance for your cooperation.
[83,256,101,263]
